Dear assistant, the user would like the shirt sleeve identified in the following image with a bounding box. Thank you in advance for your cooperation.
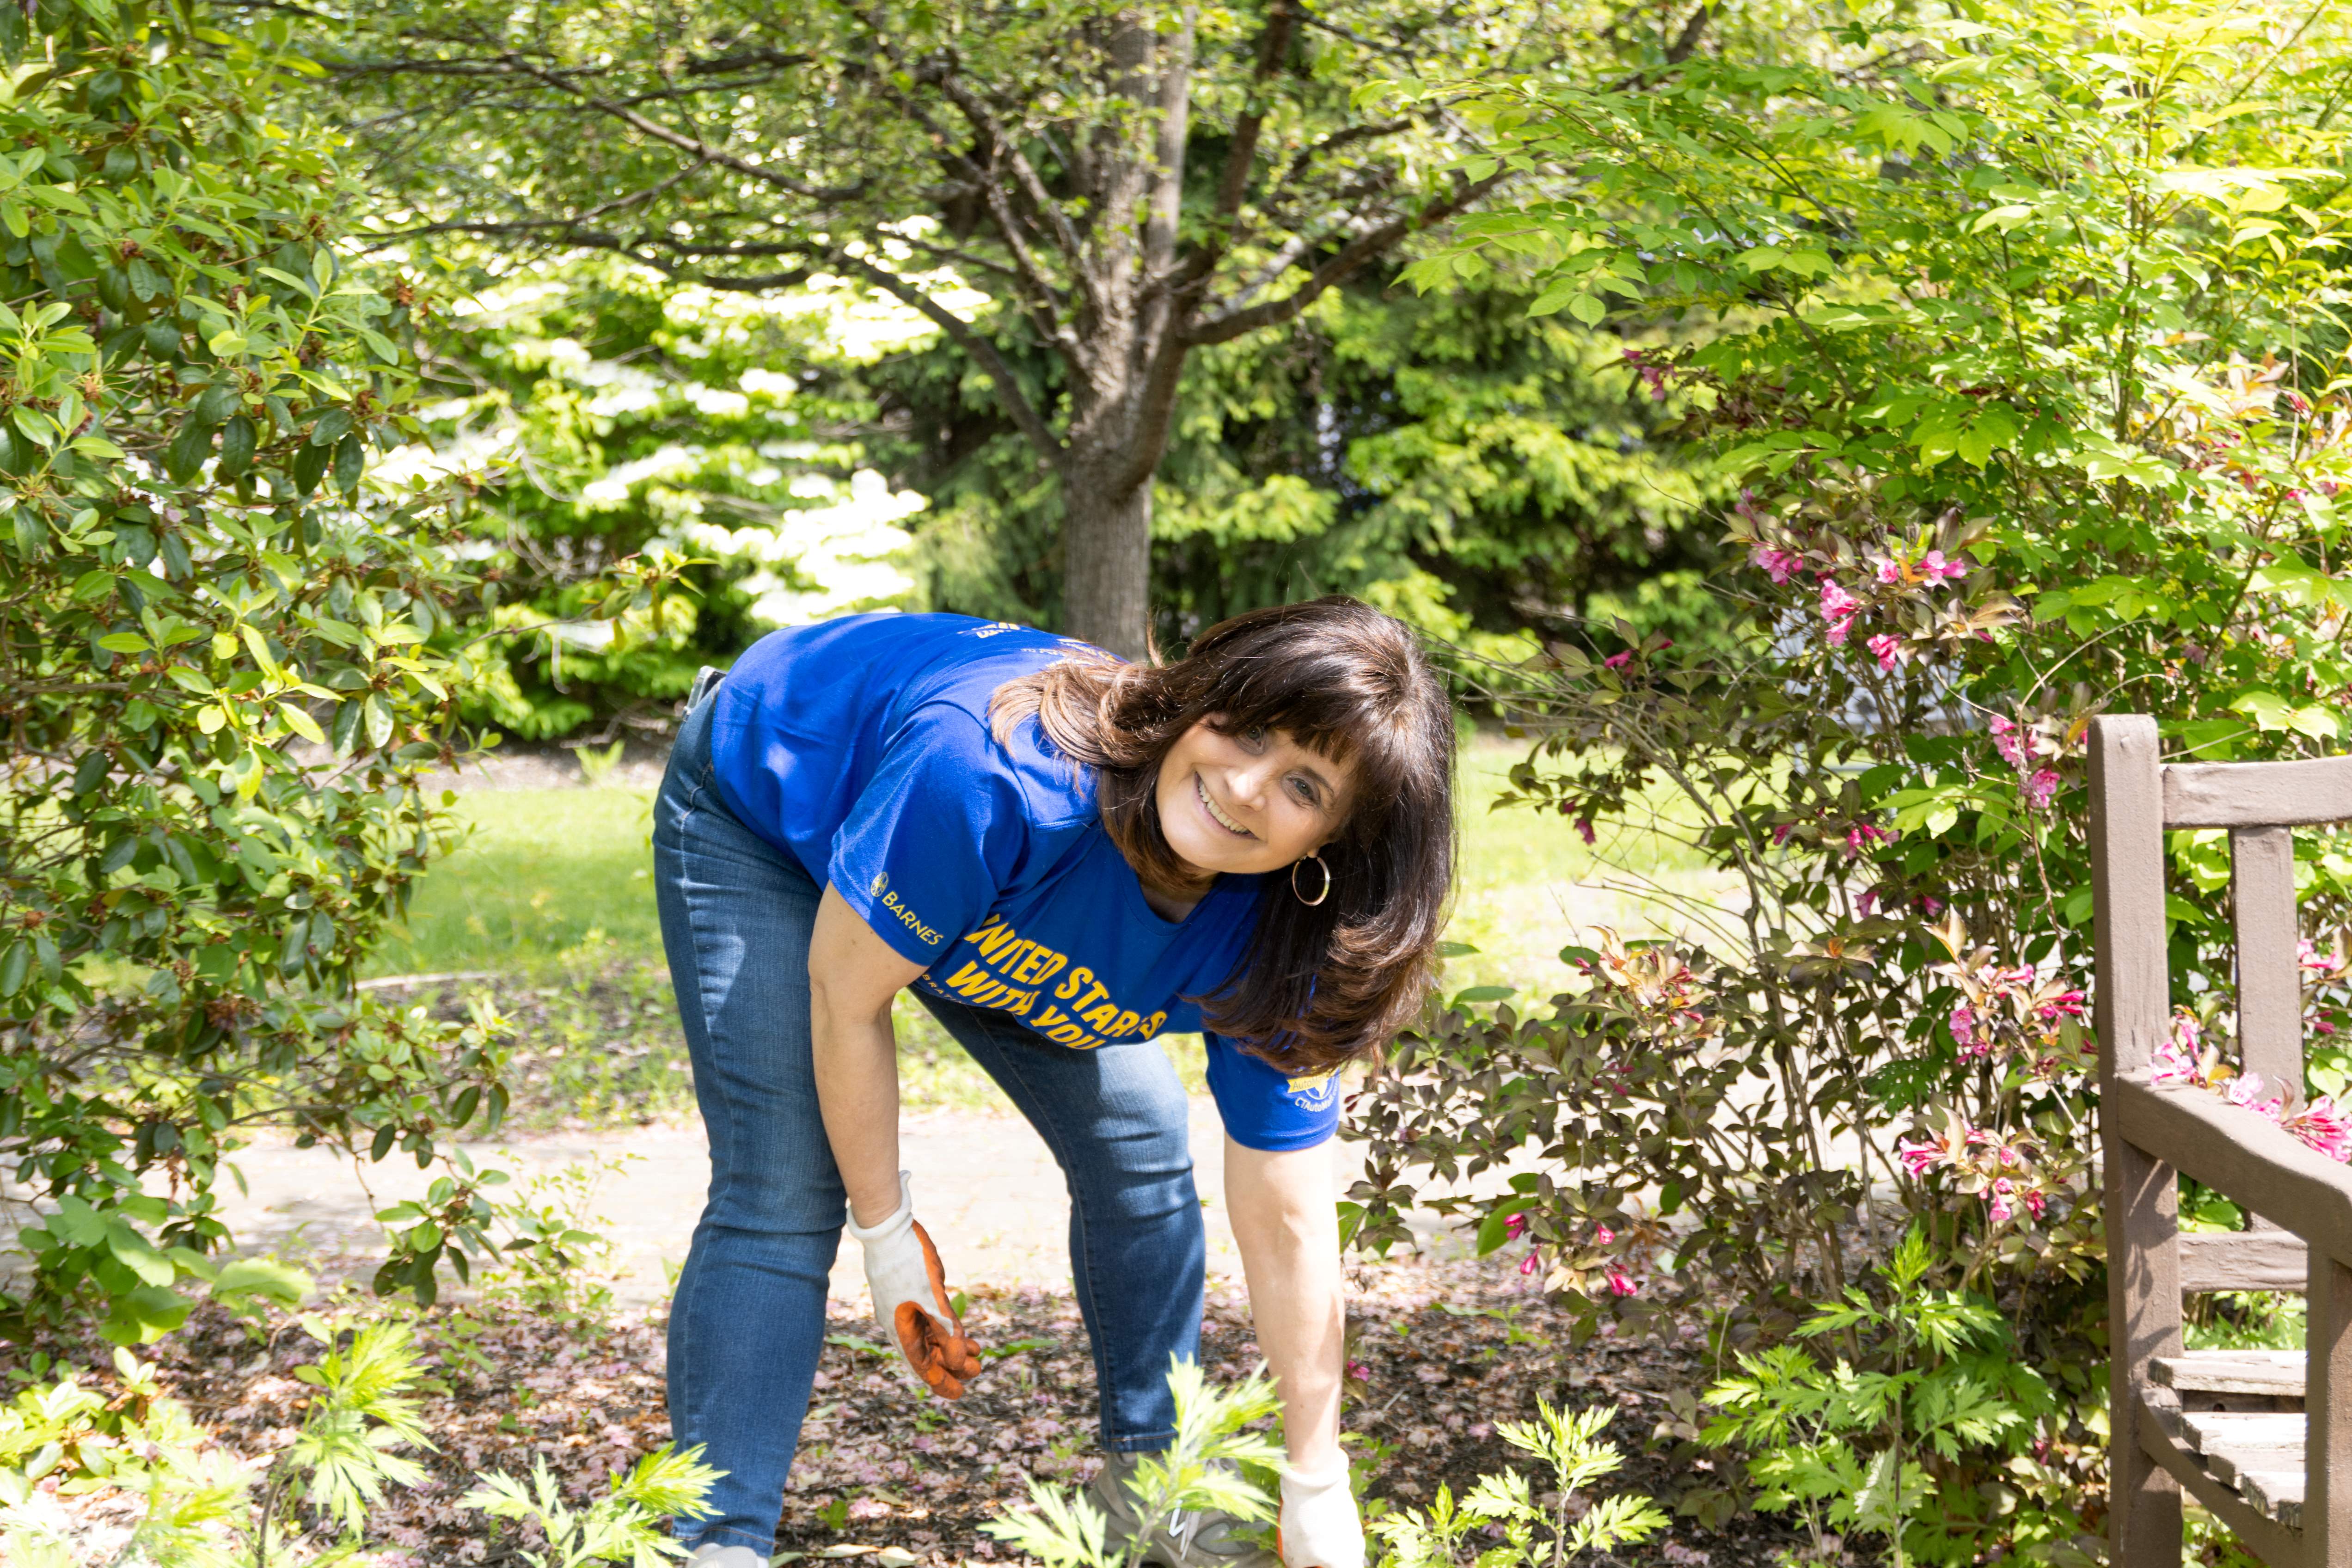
[1203,1033,1342,1152]
[828,710,1027,967]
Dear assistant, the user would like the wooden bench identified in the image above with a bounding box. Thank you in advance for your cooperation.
[2093,715,2352,1568]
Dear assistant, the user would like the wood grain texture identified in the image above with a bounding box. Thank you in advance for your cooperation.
[2181,1229,2312,1292]
[2310,1253,2352,1568]
[2154,1349,2308,1397]
[2141,1402,2304,1557]
[2109,1079,2352,1262]
[2095,717,2168,1075]
[2167,757,2352,828]
[2235,826,2306,1101]
[2095,717,2185,1568]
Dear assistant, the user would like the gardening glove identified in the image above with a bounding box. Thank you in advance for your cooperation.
[1278,1464,1364,1568]
[844,1171,982,1399]
[1279,1467,1373,1561]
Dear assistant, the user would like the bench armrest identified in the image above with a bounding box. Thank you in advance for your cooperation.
[2110,1075,2352,1266]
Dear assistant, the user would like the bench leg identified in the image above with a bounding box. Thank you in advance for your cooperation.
[2311,1254,2352,1568]
[2107,1139,2180,1568]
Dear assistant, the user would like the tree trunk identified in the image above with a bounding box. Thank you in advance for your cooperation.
[1061,473,1153,659]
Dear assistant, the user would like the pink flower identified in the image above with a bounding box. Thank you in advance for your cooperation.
[1347,1360,1372,1383]
[2150,1035,2199,1085]
[1867,632,1904,671]
[1752,546,1804,584]
[1987,1178,2017,1225]
[1772,823,1795,846]
[1503,1213,1528,1239]
[2287,1097,2352,1162]
[2226,1072,2283,1121]
[1856,888,1879,919]
[2023,767,2061,809]
[1896,1137,1946,1176]
[1846,823,1890,855]
[1603,650,1633,669]
[1920,896,1945,917]
[1519,1251,1540,1276]
[1605,1265,1639,1297]
[1576,817,1596,846]
[1594,1224,1616,1244]
[1990,715,2029,769]
[1949,1004,1984,1053]
[2021,1188,2048,1219]
[1874,558,1903,585]
[2036,990,2085,1021]
[1820,580,1861,637]
[1919,550,1967,582]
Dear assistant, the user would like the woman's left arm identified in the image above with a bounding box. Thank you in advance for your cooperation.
[1224,1133,1346,1474]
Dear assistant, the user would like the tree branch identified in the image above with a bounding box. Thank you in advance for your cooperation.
[830,252,1064,468]
[1210,0,1300,227]
[1182,168,1508,350]
[342,51,870,204]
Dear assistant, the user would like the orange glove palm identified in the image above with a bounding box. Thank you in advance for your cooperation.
[847,1173,984,1399]
[892,1219,983,1398]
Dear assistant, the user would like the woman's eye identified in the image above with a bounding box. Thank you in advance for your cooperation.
[1243,726,1267,746]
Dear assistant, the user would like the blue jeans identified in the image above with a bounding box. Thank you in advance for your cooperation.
[654,694,1207,1553]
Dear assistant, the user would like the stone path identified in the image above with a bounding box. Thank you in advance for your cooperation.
[208,1100,1468,1311]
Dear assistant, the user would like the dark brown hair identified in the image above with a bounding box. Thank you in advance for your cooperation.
[989,596,1455,1072]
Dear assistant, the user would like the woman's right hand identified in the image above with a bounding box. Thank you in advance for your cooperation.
[845,1171,982,1397]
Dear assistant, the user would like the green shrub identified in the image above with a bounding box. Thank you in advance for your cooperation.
[1349,0,2351,1553]
[0,0,551,1337]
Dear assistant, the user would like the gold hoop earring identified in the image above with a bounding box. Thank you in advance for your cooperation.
[1292,853,1331,907]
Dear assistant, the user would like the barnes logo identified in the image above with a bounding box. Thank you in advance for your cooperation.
[872,877,942,946]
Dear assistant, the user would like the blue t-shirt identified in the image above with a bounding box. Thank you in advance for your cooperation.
[705,612,1340,1152]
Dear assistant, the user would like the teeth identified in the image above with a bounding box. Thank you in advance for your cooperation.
[1197,775,1250,836]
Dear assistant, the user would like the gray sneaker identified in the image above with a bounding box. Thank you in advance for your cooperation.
[1090,1453,1280,1568]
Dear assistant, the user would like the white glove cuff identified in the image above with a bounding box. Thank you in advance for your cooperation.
[844,1171,915,1244]
[1282,1462,1351,1497]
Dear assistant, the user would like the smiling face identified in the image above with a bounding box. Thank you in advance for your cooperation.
[1153,717,1356,881]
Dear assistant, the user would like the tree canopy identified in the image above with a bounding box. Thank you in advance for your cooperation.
[312,0,1727,655]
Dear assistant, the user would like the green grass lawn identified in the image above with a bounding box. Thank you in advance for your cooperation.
[368,738,1736,1123]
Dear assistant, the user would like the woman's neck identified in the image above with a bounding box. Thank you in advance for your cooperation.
[1138,878,1206,922]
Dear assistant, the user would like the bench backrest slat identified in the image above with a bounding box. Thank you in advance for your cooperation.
[2235,824,2306,1094]
[2093,715,2170,1075]
[2167,756,2352,828]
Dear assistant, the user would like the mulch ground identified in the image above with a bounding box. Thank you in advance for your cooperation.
[5,1254,1804,1567]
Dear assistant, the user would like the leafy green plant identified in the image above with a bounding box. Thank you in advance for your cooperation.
[1702,1231,2055,1568]
[475,1155,631,1318]
[460,1444,722,1568]
[984,1359,1283,1568]
[0,1314,431,1565]
[1371,1402,1664,1568]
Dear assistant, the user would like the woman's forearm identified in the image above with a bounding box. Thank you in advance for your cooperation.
[1225,1137,1346,1472]
[809,885,922,1227]
[811,999,903,1226]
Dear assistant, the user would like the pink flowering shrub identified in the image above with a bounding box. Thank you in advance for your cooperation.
[1356,12,2352,1557]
